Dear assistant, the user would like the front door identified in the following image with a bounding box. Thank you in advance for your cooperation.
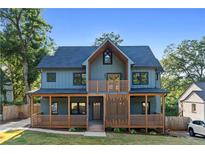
[93,102,101,120]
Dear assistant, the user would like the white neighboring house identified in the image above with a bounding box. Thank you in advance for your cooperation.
[178,82,205,121]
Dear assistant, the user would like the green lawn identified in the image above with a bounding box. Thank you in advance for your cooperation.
[1,130,205,145]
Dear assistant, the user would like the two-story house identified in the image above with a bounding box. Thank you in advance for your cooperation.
[29,39,167,132]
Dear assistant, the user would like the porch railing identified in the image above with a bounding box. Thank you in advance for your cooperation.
[31,113,87,128]
[130,114,163,128]
[88,80,129,93]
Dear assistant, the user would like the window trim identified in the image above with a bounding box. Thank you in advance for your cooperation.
[47,72,56,82]
[73,72,86,86]
[70,102,86,115]
[132,72,149,85]
[103,49,112,65]
[191,104,197,113]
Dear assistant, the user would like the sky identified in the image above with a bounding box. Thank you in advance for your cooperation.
[42,9,205,60]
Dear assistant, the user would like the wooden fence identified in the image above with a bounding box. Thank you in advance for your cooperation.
[2,104,30,121]
[165,116,191,130]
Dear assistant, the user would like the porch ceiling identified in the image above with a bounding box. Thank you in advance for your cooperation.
[28,88,87,95]
[130,88,168,94]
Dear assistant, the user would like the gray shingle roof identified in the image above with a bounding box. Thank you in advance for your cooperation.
[130,88,168,94]
[194,91,205,101]
[195,82,205,90]
[37,46,163,71]
[29,88,87,94]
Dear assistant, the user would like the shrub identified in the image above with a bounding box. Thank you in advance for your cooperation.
[106,126,113,132]
[68,128,77,132]
[113,128,121,133]
[130,129,137,134]
[149,131,157,135]
[13,100,24,105]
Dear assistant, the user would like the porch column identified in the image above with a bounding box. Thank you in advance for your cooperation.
[103,94,106,130]
[86,96,89,130]
[68,96,70,128]
[145,95,148,133]
[30,95,34,127]
[128,94,130,131]
[49,96,52,128]
[162,95,165,134]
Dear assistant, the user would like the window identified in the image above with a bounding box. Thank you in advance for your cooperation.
[141,101,150,114]
[192,104,196,113]
[71,102,86,115]
[156,72,159,80]
[103,49,112,64]
[51,102,58,114]
[73,73,86,85]
[132,72,149,85]
[47,73,56,82]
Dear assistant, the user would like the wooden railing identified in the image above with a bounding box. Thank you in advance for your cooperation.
[88,80,129,93]
[31,114,87,128]
[130,114,163,128]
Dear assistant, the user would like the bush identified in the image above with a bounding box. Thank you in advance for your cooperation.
[130,129,137,134]
[149,131,157,135]
[106,126,113,132]
[113,128,121,133]
[68,128,77,132]
[13,100,24,105]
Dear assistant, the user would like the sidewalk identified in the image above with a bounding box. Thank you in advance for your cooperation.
[0,118,30,132]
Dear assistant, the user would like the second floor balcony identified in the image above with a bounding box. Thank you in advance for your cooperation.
[88,80,129,93]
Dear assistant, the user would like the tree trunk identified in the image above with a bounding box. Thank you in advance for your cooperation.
[23,59,30,104]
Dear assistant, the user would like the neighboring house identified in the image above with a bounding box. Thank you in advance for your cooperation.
[179,82,205,121]
[29,39,167,132]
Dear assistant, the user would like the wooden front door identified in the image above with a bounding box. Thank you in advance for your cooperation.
[93,102,101,120]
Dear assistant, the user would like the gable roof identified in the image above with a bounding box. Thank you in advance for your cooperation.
[195,82,205,90]
[37,43,163,71]
[195,91,205,101]
[179,82,205,102]
[82,39,134,65]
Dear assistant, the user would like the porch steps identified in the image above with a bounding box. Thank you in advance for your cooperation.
[88,122,104,132]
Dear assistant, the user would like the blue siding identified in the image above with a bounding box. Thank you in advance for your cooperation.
[41,69,86,89]
[40,97,49,115]
[90,52,126,80]
[131,68,160,89]
[130,96,160,114]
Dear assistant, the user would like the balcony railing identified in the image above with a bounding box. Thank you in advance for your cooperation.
[88,80,129,93]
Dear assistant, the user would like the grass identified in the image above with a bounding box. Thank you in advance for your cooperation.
[1,130,205,145]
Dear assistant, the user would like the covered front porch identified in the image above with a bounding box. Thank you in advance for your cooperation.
[29,88,167,133]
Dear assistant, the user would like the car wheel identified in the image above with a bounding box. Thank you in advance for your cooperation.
[189,128,195,137]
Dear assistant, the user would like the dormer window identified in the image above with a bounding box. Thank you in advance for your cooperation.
[103,49,112,64]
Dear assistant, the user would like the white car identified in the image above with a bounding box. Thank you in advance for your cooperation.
[188,120,205,137]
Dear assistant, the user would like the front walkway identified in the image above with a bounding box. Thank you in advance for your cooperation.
[0,118,30,132]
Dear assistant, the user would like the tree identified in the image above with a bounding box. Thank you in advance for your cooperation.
[161,37,205,115]
[93,32,123,46]
[0,9,54,103]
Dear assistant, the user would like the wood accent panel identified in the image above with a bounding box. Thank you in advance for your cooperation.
[70,115,87,128]
[88,80,129,93]
[105,94,128,127]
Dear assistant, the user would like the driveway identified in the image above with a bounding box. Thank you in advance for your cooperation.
[0,118,30,132]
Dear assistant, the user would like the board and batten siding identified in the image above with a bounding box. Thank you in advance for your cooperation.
[90,52,126,80]
[41,69,86,89]
[131,68,160,88]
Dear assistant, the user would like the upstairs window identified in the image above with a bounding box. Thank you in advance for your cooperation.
[192,104,196,113]
[156,72,159,80]
[47,72,56,82]
[103,49,112,64]
[73,73,86,85]
[132,72,149,85]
